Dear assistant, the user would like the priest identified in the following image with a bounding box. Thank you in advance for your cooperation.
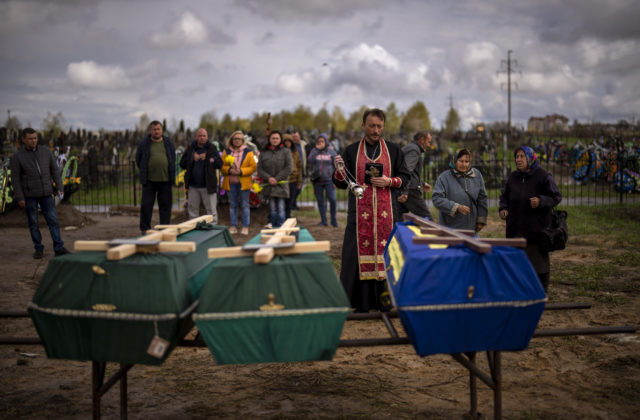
[333,108,411,312]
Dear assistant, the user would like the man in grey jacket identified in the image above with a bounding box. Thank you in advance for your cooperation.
[11,128,70,259]
[396,131,433,220]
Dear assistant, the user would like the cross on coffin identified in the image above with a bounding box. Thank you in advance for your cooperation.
[207,218,330,264]
[402,212,526,253]
[72,215,214,260]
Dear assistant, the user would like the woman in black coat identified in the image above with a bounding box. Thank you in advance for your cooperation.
[499,146,562,292]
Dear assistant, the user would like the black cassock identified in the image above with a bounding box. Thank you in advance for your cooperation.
[333,138,410,312]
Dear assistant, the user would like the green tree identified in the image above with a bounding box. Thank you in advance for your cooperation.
[235,117,251,133]
[443,107,461,134]
[250,112,269,134]
[41,111,66,139]
[291,105,314,131]
[401,101,431,134]
[330,106,347,132]
[314,106,331,133]
[346,106,368,132]
[385,102,402,134]
[199,111,219,134]
[220,113,235,134]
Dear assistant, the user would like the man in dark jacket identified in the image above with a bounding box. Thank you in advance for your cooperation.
[179,128,223,222]
[11,128,70,259]
[396,131,433,221]
[135,120,176,233]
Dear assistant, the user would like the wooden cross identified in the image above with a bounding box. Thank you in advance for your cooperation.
[402,213,526,253]
[207,218,331,264]
[72,215,214,260]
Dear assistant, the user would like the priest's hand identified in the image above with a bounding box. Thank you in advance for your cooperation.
[371,176,391,188]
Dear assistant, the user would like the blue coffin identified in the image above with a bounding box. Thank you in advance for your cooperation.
[384,222,546,356]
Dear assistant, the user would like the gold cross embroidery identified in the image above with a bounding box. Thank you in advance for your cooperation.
[362,212,370,220]
[364,166,380,178]
[381,210,388,218]
[381,239,387,247]
[362,240,370,248]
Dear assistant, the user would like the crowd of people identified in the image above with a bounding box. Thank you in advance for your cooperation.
[10,108,562,313]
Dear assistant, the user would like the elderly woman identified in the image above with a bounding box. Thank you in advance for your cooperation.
[221,131,257,235]
[432,148,488,232]
[499,146,562,292]
[257,131,293,228]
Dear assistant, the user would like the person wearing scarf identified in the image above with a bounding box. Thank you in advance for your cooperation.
[221,130,257,235]
[499,146,562,292]
[432,148,488,231]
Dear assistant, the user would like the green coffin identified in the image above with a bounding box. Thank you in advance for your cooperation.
[29,226,233,366]
[194,229,350,365]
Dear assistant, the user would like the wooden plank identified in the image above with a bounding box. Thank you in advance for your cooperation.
[479,238,527,248]
[153,215,214,235]
[106,244,137,261]
[74,240,110,251]
[403,212,492,254]
[208,241,330,260]
[254,218,298,264]
[260,227,300,234]
[412,237,464,246]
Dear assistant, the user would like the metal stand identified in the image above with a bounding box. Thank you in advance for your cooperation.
[1,305,636,419]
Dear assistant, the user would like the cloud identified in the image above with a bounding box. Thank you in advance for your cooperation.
[235,0,384,21]
[67,61,131,89]
[150,10,210,48]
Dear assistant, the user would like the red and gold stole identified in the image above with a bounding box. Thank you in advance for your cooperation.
[355,137,393,281]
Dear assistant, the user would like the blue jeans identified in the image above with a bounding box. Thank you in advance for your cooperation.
[25,196,64,252]
[228,183,250,227]
[313,182,337,225]
[269,197,286,227]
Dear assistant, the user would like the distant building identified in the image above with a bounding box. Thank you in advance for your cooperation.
[527,114,569,133]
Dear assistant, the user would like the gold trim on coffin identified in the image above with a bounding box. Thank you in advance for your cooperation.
[193,306,351,321]
[398,297,548,312]
[28,301,178,321]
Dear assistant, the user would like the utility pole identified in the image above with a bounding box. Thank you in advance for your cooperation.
[497,50,521,175]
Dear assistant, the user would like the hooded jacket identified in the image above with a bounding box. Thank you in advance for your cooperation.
[307,134,337,184]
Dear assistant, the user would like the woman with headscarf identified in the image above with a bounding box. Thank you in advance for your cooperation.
[257,131,293,228]
[432,148,488,231]
[499,146,562,292]
[307,133,338,227]
[221,130,257,235]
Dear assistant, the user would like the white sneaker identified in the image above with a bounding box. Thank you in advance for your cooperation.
[229,226,238,234]
[241,227,249,235]
[265,223,272,229]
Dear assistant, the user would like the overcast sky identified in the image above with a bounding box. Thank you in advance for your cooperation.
[1,0,639,132]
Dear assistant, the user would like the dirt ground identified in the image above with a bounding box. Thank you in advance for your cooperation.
[1,203,639,419]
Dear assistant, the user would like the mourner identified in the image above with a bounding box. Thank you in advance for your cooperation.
[499,146,562,292]
[11,127,71,259]
[396,131,434,221]
[432,148,488,232]
[179,128,223,222]
[135,120,176,234]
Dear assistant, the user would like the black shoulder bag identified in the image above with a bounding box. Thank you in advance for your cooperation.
[538,208,568,252]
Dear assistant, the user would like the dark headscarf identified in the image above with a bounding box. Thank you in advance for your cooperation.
[449,148,471,170]
[514,146,539,172]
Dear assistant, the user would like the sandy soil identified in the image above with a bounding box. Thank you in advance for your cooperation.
[1,203,639,419]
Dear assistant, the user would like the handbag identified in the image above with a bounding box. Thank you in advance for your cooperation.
[538,209,568,252]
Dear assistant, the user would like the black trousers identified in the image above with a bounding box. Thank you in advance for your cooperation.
[398,188,433,221]
[140,181,172,232]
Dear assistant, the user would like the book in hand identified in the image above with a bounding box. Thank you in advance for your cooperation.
[364,162,384,184]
